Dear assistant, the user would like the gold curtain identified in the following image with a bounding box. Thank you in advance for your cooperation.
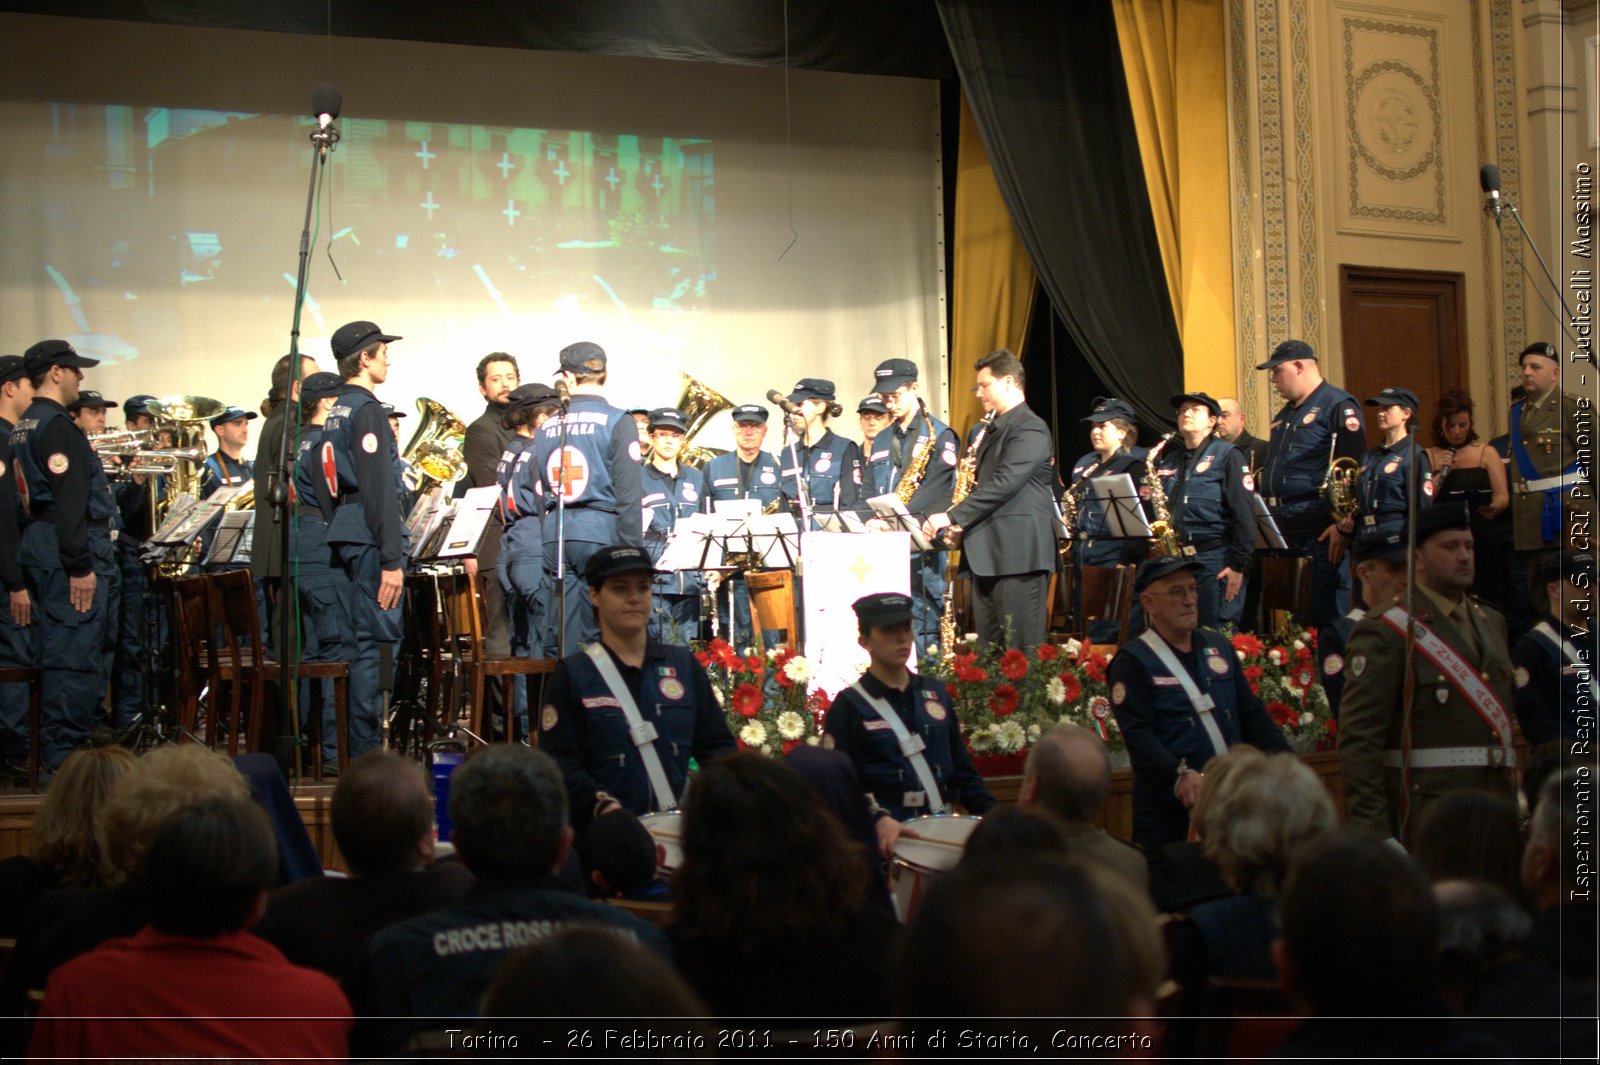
[950,92,1036,437]
[1112,0,1236,397]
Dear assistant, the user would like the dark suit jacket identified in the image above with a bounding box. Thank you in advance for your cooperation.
[460,402,512,565]
[948,401,1058,577]
[1234,428,1269,474]
[250,404,289,580]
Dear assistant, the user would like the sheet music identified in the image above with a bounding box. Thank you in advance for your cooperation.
[435,486,502,559]
[1090,474,1153,539]
[203,511,253,566]
[146,494,199,545]
[657,513,723,571]
[865,493,932,551]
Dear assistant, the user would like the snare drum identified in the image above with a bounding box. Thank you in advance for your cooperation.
[890,814,981,921]
[639,810,684,877]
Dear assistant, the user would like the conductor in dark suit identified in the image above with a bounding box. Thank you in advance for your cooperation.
[923,349,1057,650]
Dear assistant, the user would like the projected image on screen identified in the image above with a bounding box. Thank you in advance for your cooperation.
[19,103,714,369]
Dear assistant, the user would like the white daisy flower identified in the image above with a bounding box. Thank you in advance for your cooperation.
[994,721,1027,753]
[776,711,807,740]
[1046,676,1067,705]
[739,721,768,747]
[782,656,812,684]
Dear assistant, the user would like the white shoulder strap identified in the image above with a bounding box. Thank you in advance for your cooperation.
[849,682,946,814]
[1532,620,1600,709]
[1136,631,1230,758]
[585,643,677,811]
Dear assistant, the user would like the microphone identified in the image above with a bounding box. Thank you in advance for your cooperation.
[312,83,343,131]
[766,389,801,415]
[554,377,571,409]
[1480,163,1503,222]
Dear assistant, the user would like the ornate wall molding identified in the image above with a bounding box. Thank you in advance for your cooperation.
[1290,0,1322,343]
[1255,0,1292,351]
[1230,0,1261,415]
[1489,0,1525,366]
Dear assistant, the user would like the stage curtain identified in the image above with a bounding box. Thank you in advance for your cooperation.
[936,0,1183,432]
[1112,0,1236,397]
[950,92,1036,438]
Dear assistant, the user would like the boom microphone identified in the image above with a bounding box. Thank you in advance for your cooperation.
[312,83,343,131]
[1479,163,1503,223]
[766,389,801,415]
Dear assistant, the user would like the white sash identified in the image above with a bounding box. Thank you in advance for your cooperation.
[585,643,676,812]
[1378,606,1514,748]
[850,682,946,814]
[1137,631,1230,758]
[1532,620,1600,709]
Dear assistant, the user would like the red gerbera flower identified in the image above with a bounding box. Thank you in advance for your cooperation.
[1243,666,1264,681]
[1323,718,1338,738]
[1084,655,1108,682]
[1035,644,1061,662]
[732,683,763,718]
[1000,649,1029,681]
[694,650,712,668]
[989,684,1019,717]
[744,655,764,674]
[1266,700,1296,727]
[1057,672,1083,704]
[1231,633,1264,656]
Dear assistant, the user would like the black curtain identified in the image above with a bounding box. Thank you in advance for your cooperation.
[936,0,1182,432]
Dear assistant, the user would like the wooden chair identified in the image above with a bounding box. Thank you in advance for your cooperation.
[0,666,41,791]
[170,573,218,743]
[396,572,461,750]
[1255,554,1312,632]
[1077,563,1135,646]
[746,569,797,652]
[438,570,556,744]
[207,569,352,778]
[604,897,673,928]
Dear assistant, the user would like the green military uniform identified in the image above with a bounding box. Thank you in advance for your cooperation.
[1336,586,1517,845]
[1510,387,1584,552]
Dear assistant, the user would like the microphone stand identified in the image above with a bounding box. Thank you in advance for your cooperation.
[1489,197,1581,346]
[271,118,340,778]
[781,416,815,533]
[553,392,571,659]
[1397,424,1422,843]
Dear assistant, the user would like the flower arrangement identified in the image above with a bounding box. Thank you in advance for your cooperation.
[1227,626,1336,752]
[693,638,826,755]
[926,636,1125,758]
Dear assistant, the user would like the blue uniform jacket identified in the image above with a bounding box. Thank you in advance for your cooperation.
[1317,606,1365,719]
[12,399,115,576]
[538,640,735,826]
[200,450,253,499]
[640,460,708,596]
[778,428,864,514]
[1263,381,1366,515]
[0,417,24,592]
[531,393,643,549]
[1352,435,1431,545]
[880,408,958,517]
[1161,437,1255,571]
[1067,450,1147,566]
[320,386,406,564]
[823,671,996,821]
[704,449,784,509]
[1512,618,1597,744]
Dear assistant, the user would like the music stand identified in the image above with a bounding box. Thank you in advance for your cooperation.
[1251,494,1289,550]
[1090,474,1154,540]
[866,494,933,550]
[433,486,501,559]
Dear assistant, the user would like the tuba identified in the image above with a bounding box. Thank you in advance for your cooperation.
[674,373,734,469]
[144,395,223,524]
[403,397,468,497]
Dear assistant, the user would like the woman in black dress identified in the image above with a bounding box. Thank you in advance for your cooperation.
[1424,388,1510,610]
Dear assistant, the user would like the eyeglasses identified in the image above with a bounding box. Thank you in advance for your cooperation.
[1146,585,1199,602]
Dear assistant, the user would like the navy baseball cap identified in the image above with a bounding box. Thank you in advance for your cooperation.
[122,394,157,417]
[648,407,688,433]
[853,592,914,626]
[0,356,28,386]
[299,372,344,402]
[1083,397,1137,424]
[788,378,836,404]
[731,403,769,424]
[857,395,890,415]
[209,405,259,429]
[557,341,607,374]
[507,383,559,410]
[1352,532,1406,566]
[1133,556,1203,594]
[585,544,655,586]
[625,407,650,417]
[69,390,118,412]
[1255,339,1317,370]
[381,403,407,419]
[330,321,401,361]
[1365,386,1419,412]
[23,339,98,374]
[1170,392,1222,418]
[1540,551,1595,586]
[872,358,919,393]
[1405,501,1471,545]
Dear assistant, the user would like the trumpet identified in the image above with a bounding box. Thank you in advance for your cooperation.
[104,445,209,480]
[89,428,157,453]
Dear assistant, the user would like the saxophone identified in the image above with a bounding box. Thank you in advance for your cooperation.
[1144,432,1183,557]
[895,406,938,504]
[950,412,993,505]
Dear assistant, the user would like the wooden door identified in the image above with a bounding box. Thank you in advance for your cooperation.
[1337,266,1466,447]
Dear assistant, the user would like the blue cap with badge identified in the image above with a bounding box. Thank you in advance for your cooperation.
[1255,338,1317,370]
[852,592,914,626]
[209,405,259,429]
[1133,555,1204,593]
[731,403,770,424]
[586,544,656,586]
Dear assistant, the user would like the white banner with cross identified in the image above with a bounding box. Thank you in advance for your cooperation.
[801,530,915,699]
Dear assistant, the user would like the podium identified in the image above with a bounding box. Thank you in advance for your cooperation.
[746,570,797,652]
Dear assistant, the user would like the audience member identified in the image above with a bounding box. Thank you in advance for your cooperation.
[1521,768,1598,985]
[1410,790,1525,904]
[895,856,1157,1044]
[0,744,248,1038]
[669,752,898,1019]
[30,797,351,1061]
[0,746,134,938]
[1020,723,1148,891]
[1436,879,1597,1060]
[786,745,892,912]
[1170,754,1335,1010]
[254,750,475,981]
[233,752,324,885]
[348,745,665,1056]
[581,808,668,901]
[1147,746,1264,913]
[1273,830,1509,1058]
[958,805,1069,871]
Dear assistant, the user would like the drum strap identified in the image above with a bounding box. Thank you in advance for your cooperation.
[850,682,946,814]
[1137,631,1230,759]
[1533,620,1600,709]
[585,643,676,812]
